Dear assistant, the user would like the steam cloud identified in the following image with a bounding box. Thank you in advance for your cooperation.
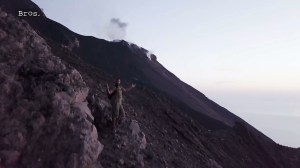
[146,50,157,61]
[146,51,153,60]
[107,18,128,41]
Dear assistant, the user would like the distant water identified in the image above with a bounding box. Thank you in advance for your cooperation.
[238,112,300,147]
[203,89,300,148]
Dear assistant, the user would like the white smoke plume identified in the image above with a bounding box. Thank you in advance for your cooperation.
[146,51,152,60]
[107,18,128,41]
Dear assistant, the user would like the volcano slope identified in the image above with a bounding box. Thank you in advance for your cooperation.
[1,0,300,168]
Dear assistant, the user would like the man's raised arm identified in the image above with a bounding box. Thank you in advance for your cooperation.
[123,83,136,92]
[106,84,112,95]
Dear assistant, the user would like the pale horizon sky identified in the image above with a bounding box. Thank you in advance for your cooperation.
[32,0,300,147]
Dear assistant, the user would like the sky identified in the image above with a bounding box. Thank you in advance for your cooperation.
[32,0,300,147]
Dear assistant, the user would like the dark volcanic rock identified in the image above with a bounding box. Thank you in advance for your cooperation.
[0,9,102,168]
[0,0,239,129]
[0,1,300,168]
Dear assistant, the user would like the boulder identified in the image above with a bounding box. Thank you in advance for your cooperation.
[129,120,141,136]
[0,150,20,166]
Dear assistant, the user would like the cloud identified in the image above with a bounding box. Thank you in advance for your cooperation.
[215,80,233,85]
[146,51,152,60]
[145,50,157,61]
[107,18,128,41]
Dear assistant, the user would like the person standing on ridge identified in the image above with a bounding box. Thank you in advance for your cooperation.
[106,79,136,131]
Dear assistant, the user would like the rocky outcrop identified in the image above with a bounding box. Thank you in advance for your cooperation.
[0,9,102,168]
[61,36,80,51]
[88,91,149,167]
[150,54,157,62]
[99,118,148,168]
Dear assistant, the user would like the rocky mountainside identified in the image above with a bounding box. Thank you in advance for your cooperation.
[0,0,243,129]
[0,0,300,168]
[0,8,102,167]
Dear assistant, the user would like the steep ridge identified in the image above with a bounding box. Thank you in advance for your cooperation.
[0,0,272,147]
[45,36,300,167]
[42,36,300,167]
[0,0,241,128]
[0,0,300,168]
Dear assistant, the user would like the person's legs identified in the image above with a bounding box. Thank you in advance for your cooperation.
[112,103,120,130]
[118,104,125,124]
